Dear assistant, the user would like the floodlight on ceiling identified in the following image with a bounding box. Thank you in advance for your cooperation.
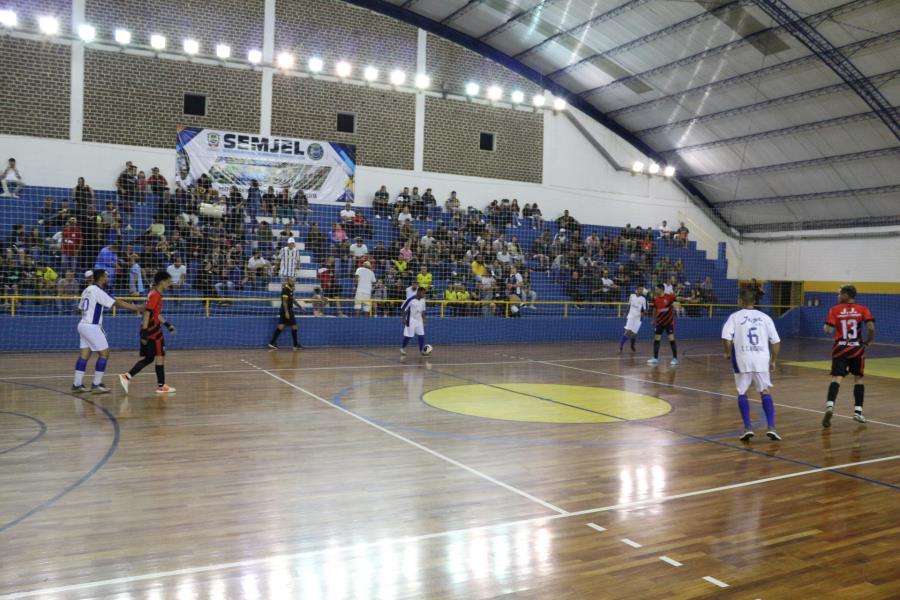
[38,16,59,35]
[150,34,166,50]
[510,90,524,104]
[363,66,378,81]
[632,161,644,174]
[0,10,17,28]
[648,162,660,175]
[414,73,430,89]
[335,60,352,78]
[389,69,406,86]
[77,24,95,42]
[465,82,480,97]
[114,28,130,45]
[278,52,295,69]
[532,94,546,107]
[247,49,262,64]
[215,44,231,59]
[663,165,676,177]
[183,39,199,55]
[308,56,323,73]
[487,86,503,101]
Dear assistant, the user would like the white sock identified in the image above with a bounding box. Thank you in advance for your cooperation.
[74,371,85,386]
[93,371,105,386]
[826,401,834,408]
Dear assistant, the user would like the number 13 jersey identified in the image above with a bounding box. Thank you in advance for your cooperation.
[721,309,781,373]
[825,303,874,359]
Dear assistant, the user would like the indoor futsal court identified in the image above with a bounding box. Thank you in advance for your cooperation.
[2,0,899,597]
[2,338,900,599]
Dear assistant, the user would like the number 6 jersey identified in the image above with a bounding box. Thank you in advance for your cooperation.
[825,302,874,359]
[721,309,781,373]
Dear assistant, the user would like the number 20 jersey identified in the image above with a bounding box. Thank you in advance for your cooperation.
[721,309,781,373]
[825,303,874,359]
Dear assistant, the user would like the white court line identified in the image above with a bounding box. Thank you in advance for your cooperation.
[3,453,897,599]
[586,523,607,533]
[703,575,730,588]
[659,556,683,567]
[0,353,722,381]
[255,365,568,515]
[621,538,642,548]
[540,360,900,429]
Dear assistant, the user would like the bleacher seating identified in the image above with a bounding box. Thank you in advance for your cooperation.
[1,183,739,317]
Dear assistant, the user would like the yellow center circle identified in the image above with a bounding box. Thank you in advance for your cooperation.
[423,384,671,424]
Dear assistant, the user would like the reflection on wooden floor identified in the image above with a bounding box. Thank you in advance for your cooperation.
[1,339,899,599]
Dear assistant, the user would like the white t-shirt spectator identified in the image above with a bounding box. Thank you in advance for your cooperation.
[355,267,376,296]
[496,250,512,264]
[479,274,496,290]
[349,242,369,258]
[248,256,269,271]
[420,235,435,249]
[600,276,615,292]
[340,207,356,221]
[167,263,187,285]
[175,171,192,190]
[397,211,413,223]
[658,222,671,237]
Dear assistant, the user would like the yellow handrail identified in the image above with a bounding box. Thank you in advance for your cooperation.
[0,295,799,319]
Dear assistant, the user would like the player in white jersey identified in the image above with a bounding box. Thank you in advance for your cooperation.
[73,269,143,393]
[618,285,647,354]
[721,288,782,442]
[400,286,427,356]
[276,237,302,280]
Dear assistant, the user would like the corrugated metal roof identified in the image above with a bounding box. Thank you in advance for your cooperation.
[379,0,900,232]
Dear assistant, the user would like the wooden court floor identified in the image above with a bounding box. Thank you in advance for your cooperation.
[1,338,899,599]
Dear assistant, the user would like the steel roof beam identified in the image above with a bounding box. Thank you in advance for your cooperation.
[736,215,900,233]
[690,146,900,180]
[662,112,877,154]
[441,0,488,25]
[478,0,557,40]
[579,0,876,99]
[546,0,749,79]
[607,30,896,118]
[752,0,900,141]
[715,184,900,206]
[513,0,652,60]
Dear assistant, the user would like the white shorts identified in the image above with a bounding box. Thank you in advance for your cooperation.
[355,290,371,311]
[734,371,772,395]
[625,317,642,334]
[403,320,424,337]
[78,322,109,352]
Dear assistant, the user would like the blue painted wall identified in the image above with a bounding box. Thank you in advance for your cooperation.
[0,311,800,352]
[798,293,900,344]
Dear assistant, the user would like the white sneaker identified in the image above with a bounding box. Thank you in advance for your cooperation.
[400,348,407,356]
[670,358,679,366]
[0,192,11,198]
[853,412,867,423]
[118,373,131,394]
[647,357,659,365]
[766,430,783,441]
[739,430,754,441]
[156,385,176,394]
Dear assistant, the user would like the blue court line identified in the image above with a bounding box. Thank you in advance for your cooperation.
[0,411,47,456]
[0,381,120,533]
[332,360,900,492]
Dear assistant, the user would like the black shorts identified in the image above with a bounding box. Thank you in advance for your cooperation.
[654,323,674,336]
[831,356,864,377]
[279,313,297,326]
[140,336,165,359]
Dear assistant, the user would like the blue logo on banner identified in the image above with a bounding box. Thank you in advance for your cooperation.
[307,143,324,160]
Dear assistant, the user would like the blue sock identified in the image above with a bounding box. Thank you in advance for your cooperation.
[619,335,628,350]
[630,337,636,350]
[737,394,752,429]
[74,357,88,386]
[417,335,425,352]
[761,394,775,429]
[402,336,411,348]
[93,357,108,386]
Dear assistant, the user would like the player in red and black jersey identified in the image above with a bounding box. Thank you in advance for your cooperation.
[119,270,177,395]
[822,284,875,426]
[648,284,687,366]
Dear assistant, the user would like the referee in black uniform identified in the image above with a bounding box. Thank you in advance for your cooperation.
[268,276,302,350]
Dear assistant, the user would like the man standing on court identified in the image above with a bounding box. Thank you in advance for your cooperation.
[822,284,875,426]
[722,288,782,442]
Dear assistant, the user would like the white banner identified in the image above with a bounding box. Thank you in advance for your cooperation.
[176,126,356,202]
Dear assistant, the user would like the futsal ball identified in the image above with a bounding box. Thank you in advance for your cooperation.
[422,344,433,356]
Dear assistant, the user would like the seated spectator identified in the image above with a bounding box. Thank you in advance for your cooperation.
[496,246,513,266]
[592,268,618,302]
[94,242,120,281]
[61,217,82,272]
[174,167,192,192]
[37,197,58,235]
[676,221,690,247]
[18,254,36,293]
[699,275,716,302]
[393,186,411,217]
[56,269,78,312]
[422,188,438,221]
[256,221,275,254]
[420,229,436,251]
[245,180,262,222]
[1,157,24,198]
[531,231,551,271]
[372,240,389,273]
[349,238,369,265]
[508,236,525,265]
[352,210,371,240]
[658,220,672,240]
[26,227,45,257]
[245,250,270,287]
[445,191,464,224]
[340,202,356,234]
[1,255,20,303]
[116,163,137,227]
[330,223,349,254]
[34,261,58,293]
[72,177,95,220]
[640,230,654,257]
[565,270,586,308]
[261,186,277,217]
[317,257,345,316]
[305,223,326,263]
[292,188,310,224]
[551,228,570,255]
[373,185,391,219]
[471,257,487,279]
[416,265,433,293]
[136,170,148,204]
[147,166,168,195]
[409,186,424,220]
[477,271,497,316]
[166,256,187,288]
[371,279,388,317]
[510,199,522,228]
[397,206,414,224]
[557,210,580,237]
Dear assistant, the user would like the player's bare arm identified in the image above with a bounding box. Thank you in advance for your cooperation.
[115,298,144,313]
[865,321,875,346]
[722,338,733,359]
[823,323,834,334]
[770,342,780,370]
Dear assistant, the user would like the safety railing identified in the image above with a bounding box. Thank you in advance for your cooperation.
[0,295,797,319]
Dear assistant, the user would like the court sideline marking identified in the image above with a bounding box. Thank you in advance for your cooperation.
[538,360,900,429]
[4,452,898,599]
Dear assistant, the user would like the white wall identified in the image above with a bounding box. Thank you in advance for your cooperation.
[732,234,900,282]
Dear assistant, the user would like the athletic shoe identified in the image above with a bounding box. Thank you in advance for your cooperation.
[766,430,783,441]
[822,406,834,428]
[118,373,131,394]
[630,346,637,353]
[739,430,754,441]
[91,383,111,394]
[267,343,278,349]
[71,384,89,393]
[853,412,867,424]
[156,385,176,394]
[647,357,659,365]
[617,347,623,355]
[670,358,680,366]
[400,348,407,356]
[292,345,301,352]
